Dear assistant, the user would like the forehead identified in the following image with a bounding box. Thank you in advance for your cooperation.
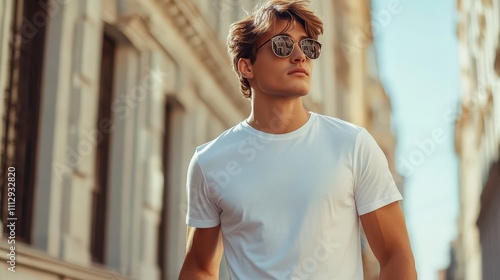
[263,18,308,40]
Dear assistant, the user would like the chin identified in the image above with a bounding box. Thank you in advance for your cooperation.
[290,86,310,96]
[261,83,310,97]
[295,91,309,97]
[278,91,309,98]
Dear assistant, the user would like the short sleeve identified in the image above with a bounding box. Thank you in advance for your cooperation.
[185,151,221,228]
[353,129,402,215]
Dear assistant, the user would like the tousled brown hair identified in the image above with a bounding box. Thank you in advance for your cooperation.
[227,0,324,98]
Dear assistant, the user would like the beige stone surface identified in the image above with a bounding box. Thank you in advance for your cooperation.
[454,0,500,278]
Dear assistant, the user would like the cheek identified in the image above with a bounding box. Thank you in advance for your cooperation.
[253,61,285,81]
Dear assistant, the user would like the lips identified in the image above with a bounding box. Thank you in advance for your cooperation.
[287,67,309,76]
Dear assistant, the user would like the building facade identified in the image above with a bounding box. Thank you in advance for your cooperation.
[0,0,398,279]
[454,0,500,279]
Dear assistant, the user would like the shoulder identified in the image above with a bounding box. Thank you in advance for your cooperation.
[194,122,246,161]
[312,113,365,141]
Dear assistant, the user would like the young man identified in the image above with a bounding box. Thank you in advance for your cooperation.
[179,1,417,279]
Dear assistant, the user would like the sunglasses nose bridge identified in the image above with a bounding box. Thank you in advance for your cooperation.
[290,39,307,60]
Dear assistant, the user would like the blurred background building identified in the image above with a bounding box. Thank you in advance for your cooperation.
[0,0,401,279]
[452,0,500,279]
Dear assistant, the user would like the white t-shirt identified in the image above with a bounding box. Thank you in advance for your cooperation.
[186,112,402,280]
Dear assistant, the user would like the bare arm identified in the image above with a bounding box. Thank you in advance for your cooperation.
[360,202,417,280]
[178,225,224,280]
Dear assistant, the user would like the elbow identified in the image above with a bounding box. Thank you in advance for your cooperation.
[379,250,417,280]
[178,260,219,280]
[179,268,218,280]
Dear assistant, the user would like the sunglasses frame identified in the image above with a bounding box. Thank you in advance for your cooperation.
[255,34,322,60]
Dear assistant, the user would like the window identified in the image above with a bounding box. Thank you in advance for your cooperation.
[90,34,116,264]
[0,0,49,243]
[158,98,175,278]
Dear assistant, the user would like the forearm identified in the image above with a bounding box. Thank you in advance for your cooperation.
[379,252,417,280]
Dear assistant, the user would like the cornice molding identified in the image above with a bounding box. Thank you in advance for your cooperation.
[156,0,249,112]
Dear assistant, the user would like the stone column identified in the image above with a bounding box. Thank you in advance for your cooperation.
[34,0,78,258]
[166,90,196,279]
[106,45,140,275]
[59,0,103,266]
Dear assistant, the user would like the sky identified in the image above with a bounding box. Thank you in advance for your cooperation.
[371,0,461,279]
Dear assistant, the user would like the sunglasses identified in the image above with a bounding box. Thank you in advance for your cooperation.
[255,34,322,60]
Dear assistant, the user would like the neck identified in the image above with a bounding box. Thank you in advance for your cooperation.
[247,93,310,134]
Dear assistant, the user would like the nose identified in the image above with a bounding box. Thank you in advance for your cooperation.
[290,42,306,63]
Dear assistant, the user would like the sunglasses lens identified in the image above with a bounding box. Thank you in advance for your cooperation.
[270,36,321,59]
[300,39,321,59]
[271,36,295,57]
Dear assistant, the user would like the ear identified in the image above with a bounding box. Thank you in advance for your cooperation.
[237,58,254,79]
